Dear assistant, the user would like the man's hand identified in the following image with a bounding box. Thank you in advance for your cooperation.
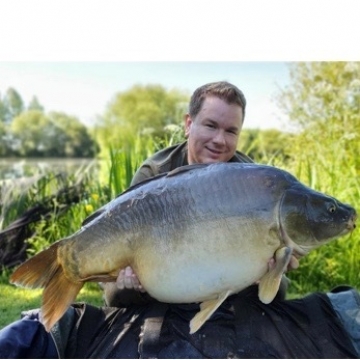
[288,255,299,271]
[116,266,146,292]
[268,254,299,272]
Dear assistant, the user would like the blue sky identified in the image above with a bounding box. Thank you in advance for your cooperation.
[0,62,291,130]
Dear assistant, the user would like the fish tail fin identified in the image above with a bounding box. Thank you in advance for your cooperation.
[10,242,62,288]
[10,241,83,332]
[41,266,83,331]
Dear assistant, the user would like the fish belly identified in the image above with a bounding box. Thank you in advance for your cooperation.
[133,221,277,303]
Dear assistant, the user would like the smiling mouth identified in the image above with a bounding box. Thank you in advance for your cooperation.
[206,147,222,155]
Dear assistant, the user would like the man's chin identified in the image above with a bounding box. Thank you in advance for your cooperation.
[201,156,225,164]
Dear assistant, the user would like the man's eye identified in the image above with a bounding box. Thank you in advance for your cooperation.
[227,130,237,135]
[205,124,215,129]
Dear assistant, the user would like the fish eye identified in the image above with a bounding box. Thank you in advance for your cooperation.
[328,204,337,213]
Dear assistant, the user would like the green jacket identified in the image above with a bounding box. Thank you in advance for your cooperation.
[131,141,253,186]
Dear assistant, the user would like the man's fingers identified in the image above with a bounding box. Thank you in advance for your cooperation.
[123,266,134,288]
[116,266,146,292]
[268,258,276,271]
[116,268,126,289]
[288,256,299,270]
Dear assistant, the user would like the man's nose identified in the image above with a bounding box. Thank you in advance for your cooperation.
[213,131,226,145]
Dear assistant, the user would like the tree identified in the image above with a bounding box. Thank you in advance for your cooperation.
[276,61,360,189]
[98,84,189,148]
[11,110,53,156]
[0,120,8,156]
[277,62,360,132]
[48,112,99,157]
[10,110,99,157]
[28,96,44,112]
[4,88,24,122]
[0,97,7,123]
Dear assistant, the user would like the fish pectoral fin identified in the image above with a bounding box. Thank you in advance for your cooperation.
[258,246,292,304]
[189,290,231,334]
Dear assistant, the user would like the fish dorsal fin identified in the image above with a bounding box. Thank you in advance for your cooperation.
[81,208,106,226]
[81,173,170,227]
[189,290,231,334]
[258,246,292,304]
[166,163,211,178]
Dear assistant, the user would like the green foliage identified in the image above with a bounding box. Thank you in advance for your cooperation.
[48,112,99,157]
[277,62,360,172]
[0,121,8,156]
[95,84,189,150]
[239,128,294,164]
[278,62,360,130]
[0,98,7,123]
[0,86,100,158]
[275,62,360,295]
[108,135,156,196]
[276,62,360,194]
[28,96,44,112]
[10,110,51,156]
[9,110,99,157]
[3,88,24,122]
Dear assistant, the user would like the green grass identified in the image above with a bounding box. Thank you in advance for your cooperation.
[0,282,103,330]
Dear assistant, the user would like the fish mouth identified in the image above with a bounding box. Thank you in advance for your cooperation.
[347,213,357,231]
[338,213,357,237]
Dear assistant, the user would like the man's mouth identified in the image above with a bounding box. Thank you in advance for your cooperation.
[206,147,222,156]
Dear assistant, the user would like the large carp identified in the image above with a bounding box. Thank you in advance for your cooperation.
[10,163,356,333]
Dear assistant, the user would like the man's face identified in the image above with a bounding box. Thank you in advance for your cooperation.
[185,96,243,164]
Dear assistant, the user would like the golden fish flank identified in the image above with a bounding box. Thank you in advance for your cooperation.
[10,163,357,333]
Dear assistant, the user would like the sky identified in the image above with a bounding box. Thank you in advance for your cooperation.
[0,62,291,130]
[1,0,359,132]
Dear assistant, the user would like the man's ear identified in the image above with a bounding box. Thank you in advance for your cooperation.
[184,114,192,138]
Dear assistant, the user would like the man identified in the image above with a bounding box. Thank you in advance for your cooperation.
[0,82,359,358]
[104,81,297,307]
[103,80,263,307]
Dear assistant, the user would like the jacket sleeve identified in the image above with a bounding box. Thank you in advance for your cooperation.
[130,162,157,186]
[0,313,57,359]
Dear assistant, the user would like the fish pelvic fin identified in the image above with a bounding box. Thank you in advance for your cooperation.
[189,290,231,334]
[41,266,83,332]
[258,246,292,304]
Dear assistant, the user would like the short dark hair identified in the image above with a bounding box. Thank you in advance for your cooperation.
[189,81,246,119]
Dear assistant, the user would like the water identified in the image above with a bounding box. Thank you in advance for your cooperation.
[0,158,96,180]
[0,158,99,230]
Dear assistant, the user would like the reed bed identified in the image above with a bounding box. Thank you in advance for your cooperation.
[0,130,359,328]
